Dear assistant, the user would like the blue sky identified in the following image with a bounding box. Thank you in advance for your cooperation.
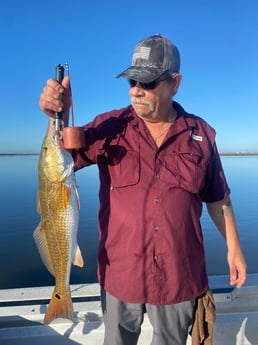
[1,0,257,153]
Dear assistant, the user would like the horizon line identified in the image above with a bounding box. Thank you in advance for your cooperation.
[1,152,258,157]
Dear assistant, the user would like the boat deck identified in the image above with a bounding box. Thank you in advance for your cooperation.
[0,274,258,345]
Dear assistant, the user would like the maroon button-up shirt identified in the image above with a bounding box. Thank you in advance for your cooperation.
[73,102,230,305]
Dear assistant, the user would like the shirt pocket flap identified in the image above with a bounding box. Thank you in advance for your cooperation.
[99,145,140,188]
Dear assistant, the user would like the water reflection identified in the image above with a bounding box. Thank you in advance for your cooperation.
[0,155,257,289]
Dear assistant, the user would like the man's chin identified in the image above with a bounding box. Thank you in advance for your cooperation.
[133,105,153,118]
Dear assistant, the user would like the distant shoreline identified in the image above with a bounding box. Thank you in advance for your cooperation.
[0,153,39,156]
[220,152,258,156]
[1,152,258,156]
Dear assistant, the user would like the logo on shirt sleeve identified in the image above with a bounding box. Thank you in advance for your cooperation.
[190,132,203,142]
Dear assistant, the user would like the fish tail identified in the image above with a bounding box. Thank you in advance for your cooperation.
[44,288,74,324]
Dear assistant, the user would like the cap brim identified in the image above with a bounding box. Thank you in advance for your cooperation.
[116,66,164,83]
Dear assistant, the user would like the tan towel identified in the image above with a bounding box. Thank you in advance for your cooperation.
[191,288,216,345]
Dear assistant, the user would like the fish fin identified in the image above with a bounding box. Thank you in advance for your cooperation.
[75,186,80,210]
[73,245,84,267]
[36,193,41,214]
[33,224,55,276]
[44,288,73,324]
[62,184,71,209]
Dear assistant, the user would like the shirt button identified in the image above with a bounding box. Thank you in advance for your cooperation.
[155,197,161,204]
[154,225,160,231]
[156,173,160,179]
[154,255,158,261]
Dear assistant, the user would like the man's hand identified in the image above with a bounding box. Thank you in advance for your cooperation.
[228,246,247,288]
[39,75,71,121]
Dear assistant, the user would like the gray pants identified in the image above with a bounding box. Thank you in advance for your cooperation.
[101,289,195,345]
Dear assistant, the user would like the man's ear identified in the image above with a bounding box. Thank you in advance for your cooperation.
[171,73,182,96]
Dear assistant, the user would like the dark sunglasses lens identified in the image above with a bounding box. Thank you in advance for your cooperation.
[128,79,137,87]
[142,81,156,90]
[128,79,157,90]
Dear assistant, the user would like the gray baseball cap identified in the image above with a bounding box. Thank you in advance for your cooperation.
[116,34,180,83]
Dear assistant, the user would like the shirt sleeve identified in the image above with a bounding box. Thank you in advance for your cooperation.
[73,147,94,171]
[72,118,103,171]
[199,142,230,203]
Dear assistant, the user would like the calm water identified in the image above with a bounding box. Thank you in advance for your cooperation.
[0,155,257,289]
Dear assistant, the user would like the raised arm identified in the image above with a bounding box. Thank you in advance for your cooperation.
[206,197,247,288]
[39,76,71,135]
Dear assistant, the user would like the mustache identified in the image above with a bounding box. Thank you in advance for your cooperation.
[131,97,152,107]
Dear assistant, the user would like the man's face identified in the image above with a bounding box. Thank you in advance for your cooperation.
[129,74,181,122]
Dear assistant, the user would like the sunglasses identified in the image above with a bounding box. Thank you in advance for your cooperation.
[128,74,175,90]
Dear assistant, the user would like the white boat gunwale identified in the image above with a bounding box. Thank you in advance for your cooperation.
[1,274,258,345]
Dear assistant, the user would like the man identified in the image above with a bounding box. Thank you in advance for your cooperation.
[39,34,246,345]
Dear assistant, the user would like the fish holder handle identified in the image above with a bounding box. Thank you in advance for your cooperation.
[53,63,86,149]
[54,64,65,133]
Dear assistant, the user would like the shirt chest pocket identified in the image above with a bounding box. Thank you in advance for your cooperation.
[99,145,140,188]
[164,151,208,193]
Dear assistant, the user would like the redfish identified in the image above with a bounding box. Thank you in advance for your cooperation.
[33,135,84,324]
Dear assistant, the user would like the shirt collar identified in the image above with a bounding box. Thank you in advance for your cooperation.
[121,102,200,133]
